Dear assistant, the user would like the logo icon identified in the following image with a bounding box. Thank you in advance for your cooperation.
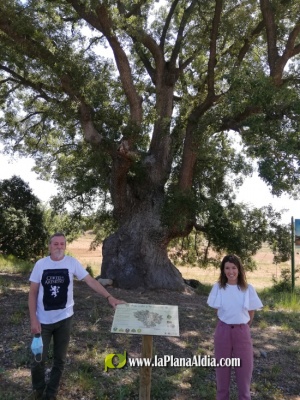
[104,351,127,371]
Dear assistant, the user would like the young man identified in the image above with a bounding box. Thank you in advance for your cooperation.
[28,232,124,400]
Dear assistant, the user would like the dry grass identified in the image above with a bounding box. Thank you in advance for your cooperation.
[67,232,299,290]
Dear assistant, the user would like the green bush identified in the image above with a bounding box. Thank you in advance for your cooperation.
[86,265,94,277]
[0,254,33,274]
[271,267,299,293]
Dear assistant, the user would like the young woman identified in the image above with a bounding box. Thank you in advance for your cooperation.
[207,254,263,400]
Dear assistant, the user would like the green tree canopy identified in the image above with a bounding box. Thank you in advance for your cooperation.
[0,0,299,289]
[0,175,47,259]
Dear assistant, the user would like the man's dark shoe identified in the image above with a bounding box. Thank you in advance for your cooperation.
[29,390,44,400]
[44,393,57,400]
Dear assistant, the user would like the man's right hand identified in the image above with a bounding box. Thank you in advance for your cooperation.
[30,316,41,335]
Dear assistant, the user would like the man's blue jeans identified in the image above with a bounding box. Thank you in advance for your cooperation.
[31,316,73,398]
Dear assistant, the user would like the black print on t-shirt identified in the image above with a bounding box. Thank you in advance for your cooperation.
[42,269,70,311]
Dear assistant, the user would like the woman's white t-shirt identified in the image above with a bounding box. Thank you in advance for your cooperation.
[29,255,88,324]
[207,283,263,324]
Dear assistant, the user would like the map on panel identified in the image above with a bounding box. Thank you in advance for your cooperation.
[111,303,179,336]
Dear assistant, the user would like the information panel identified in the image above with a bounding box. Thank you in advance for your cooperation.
[295,219,300,248]
[111,303,179,337]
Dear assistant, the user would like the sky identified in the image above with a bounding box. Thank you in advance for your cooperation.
[0,150,57,204]
[234,174,299,225]
[0,147,299,224]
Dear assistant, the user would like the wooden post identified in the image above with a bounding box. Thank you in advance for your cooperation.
[291,217,295,292]
[139,335,153,400]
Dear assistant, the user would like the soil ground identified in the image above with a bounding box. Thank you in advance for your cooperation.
[0,234,300,400]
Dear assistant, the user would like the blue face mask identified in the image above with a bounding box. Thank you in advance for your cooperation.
[31,334,43,362]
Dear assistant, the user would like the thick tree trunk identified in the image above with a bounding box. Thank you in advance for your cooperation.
[100,207,185,291]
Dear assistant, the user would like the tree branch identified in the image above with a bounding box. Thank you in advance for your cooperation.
[274,18,300,82]
[116,0,148,19]
[0,11,103,147]
[207,0,223,96]
[0,64,58,102]
[236,20,265,65]
[260,0,279,75]
[160,0,181,50]
[132,41,156,82]
[170,0,197,66]
[220,105,262,132]
[177,1,223,191]
[260,0,300,84]
[66,0,143,127]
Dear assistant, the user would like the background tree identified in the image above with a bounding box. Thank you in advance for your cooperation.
[42,206,89,243]
[169,203,291,269]
[0,0,299,289]
[0,176,47,260]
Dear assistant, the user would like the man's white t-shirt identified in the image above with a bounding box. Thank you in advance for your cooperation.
[29,255,88,324]
[207,283,263,324]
